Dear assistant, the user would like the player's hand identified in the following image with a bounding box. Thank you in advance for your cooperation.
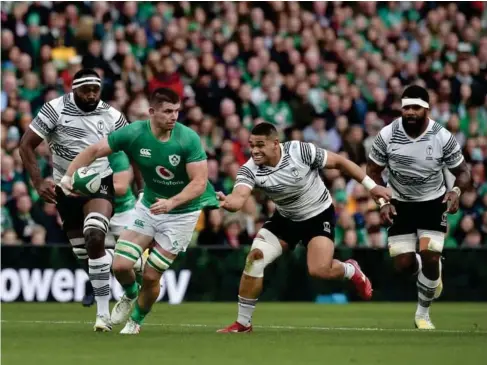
[369,186,392,203]
[150,198,175,215]
[59,175,79,197]
[35,179,57,204]
[443,190,460,214]
[216,191,228,208]
[380,203,397,226]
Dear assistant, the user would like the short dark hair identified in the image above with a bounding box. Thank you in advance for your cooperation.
[251,122,278,138]
[73,68,100,81]
[150,88,180,107]
[401,85,429,104]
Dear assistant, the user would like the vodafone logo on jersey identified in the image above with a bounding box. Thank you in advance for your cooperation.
[155,166,175,180]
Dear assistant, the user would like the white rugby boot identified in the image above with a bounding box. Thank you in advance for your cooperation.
[93,314,112,332]
[120,319,141,335]
[111,294,137,325]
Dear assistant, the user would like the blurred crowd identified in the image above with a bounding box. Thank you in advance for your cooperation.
[1,2,487,249]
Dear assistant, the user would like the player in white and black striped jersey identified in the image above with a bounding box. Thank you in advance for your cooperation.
[216,122,391,333]
[19,69,128,332]
[367,85,471,330]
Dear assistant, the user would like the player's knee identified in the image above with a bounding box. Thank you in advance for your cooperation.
[243,229,282,278]
[393,253,416,273]
[83,213,109,249]
[112,256,132,276]
[142,267,161,287]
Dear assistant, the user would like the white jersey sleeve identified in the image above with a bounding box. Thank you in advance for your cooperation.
[110,108,129,133]
[284,141,328,170]
[235,163,256,190]
[439,129,464,169]
[369,125,393,166]
[29,96,64,139]
[293,141,328,169]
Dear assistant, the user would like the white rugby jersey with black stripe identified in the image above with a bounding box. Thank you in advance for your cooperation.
[369,118,464,202]
[29,93,128,183]
[235,141,332,221]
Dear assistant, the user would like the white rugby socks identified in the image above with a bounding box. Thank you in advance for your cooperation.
[89,253,113,317]
[416,271,440,317]
[237,295,257,327]
[342,262,356,279]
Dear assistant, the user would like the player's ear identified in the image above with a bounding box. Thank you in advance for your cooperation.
[149,107,155,116]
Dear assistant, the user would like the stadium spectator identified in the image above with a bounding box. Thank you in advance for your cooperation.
[1,1,486,247]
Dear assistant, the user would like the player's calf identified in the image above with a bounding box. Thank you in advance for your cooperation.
[83,212,112,320]
[218,229,282,333]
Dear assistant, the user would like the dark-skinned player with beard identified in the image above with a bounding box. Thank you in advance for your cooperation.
[19,69,130,331]
[367,85,471,330]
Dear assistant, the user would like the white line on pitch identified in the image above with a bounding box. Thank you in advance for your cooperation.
[1,320,486,334]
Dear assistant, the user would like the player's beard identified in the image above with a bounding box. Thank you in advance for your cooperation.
[73,93,99,112]
[402,113,427,136]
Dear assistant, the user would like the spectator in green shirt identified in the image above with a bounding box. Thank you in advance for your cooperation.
[258,87,293,129]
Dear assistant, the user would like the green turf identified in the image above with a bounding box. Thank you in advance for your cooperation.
[2,303,486,365]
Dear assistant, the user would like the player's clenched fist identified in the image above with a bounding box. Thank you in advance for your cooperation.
[150,198,175,215]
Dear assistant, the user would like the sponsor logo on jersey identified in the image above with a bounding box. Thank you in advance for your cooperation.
[155,166,174,180]
[140,148,151,157]
[169,154,181,166]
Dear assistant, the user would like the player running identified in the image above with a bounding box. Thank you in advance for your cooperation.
[20,69,128,331]
[366,85,471,330]
[217,122,391,333]
[82,151,145,307]
[63,88,219,334]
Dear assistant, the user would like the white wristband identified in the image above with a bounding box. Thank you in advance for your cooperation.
[378,198,390,208]
[452,187,461,197]
[361,176,377,191]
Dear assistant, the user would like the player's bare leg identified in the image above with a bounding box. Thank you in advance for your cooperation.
[121,246,176,335]
[415,235,443,330]
[307,236,372,300]
[111,230,153,326]
[218,229,284,333]
[83,199,113,331]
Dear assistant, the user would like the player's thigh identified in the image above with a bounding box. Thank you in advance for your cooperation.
[82,174,116,226]
[417,196,447,253]
[110,210,134,237]
[153,210,202,256]
[418,230,445,254]
[299,206,336,270]
[113,205,155,269]
[55,185,85,235]
[262,210,299,250]
[387,200,418,257]
[307,236,335,273]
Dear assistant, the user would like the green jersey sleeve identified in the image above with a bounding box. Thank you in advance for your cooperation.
[108,123,137,154]
[108,152,131,173]
[184,129,207,163]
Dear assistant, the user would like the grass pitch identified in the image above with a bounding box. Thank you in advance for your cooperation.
[2,302,486,365]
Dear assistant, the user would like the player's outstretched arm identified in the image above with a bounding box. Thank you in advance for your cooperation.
[19,129,57,203]
[66,138,113,178]
[218,185,252,212]
[325,151,391,202]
